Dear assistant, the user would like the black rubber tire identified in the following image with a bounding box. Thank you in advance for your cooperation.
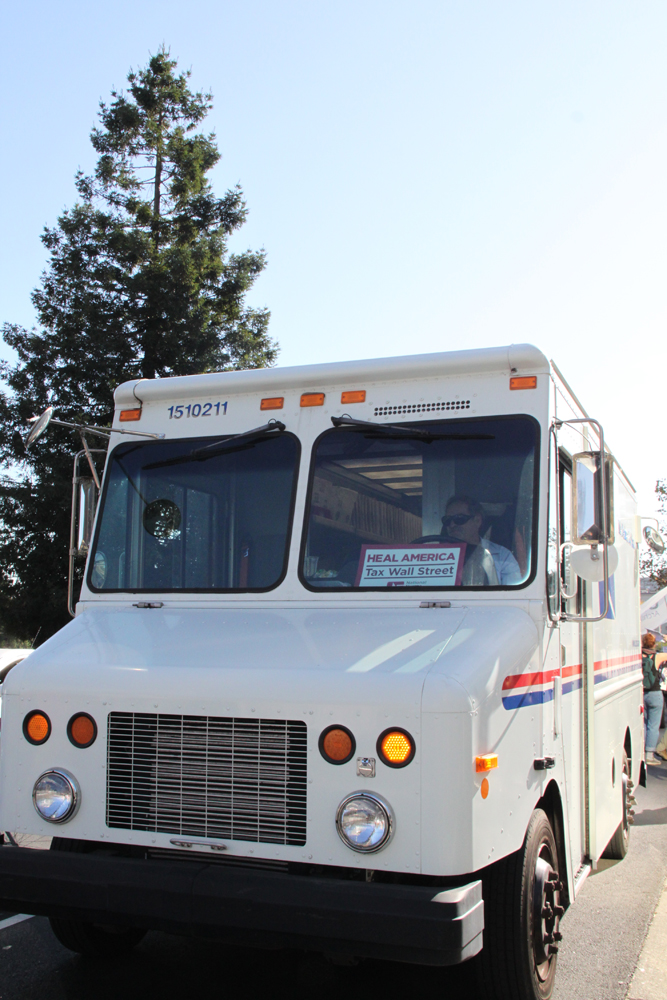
[602,749,631,860]
[48,837,147,957]
[48,916,147,957]
[475,808,562,1000]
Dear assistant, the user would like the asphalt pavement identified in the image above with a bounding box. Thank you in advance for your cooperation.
[1,763,666,1000]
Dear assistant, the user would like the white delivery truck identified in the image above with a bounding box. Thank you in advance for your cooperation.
[0,344,648,1000]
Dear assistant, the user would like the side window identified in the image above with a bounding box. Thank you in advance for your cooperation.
[547,442,580,619]
[560,464,580,615]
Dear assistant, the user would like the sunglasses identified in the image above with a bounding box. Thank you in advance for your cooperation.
[444,513,475,526]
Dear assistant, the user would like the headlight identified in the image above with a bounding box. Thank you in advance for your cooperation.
[336,791,394,853]
[32,768,80,824]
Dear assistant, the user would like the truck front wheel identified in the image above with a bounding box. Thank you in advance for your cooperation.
[48,837,147,957]
[49,916,147,957]
[476,808,563,1000]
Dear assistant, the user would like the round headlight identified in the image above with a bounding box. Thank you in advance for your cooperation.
[32,769,80,824]
[336,792,394,853]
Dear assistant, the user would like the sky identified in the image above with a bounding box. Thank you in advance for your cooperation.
[1,1,666,519]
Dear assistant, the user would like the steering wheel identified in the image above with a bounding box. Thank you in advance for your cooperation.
[410,535,447,544]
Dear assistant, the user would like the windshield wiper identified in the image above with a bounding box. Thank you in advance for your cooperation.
[330,415,493,441]
[191,420,286,459]
[143,420,286,470]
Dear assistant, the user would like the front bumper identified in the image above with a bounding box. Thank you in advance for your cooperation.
[0,847,483,965]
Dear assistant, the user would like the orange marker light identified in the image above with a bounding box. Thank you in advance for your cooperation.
[23,711,51,745]
[509,376,537,391]
[341,390,366,404]
[300,393,325,407]
[68,713,97,748]
[261,397,284,411]
[481,778,490,799]
[119,408,142,421]
[378,728,415,767]
[476,753,499,772]
[319,725,355,764]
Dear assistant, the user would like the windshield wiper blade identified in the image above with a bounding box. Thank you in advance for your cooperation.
[330,415,493,441]
[191,420,286,460]
[143,420,286,470]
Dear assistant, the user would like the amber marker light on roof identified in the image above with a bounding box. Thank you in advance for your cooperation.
[67,713,97,748]
[319,725,356,764]
[119,408,142,421]
[300,393,325,407]
[260,397,284,411]
[509,376,537,390]
[341,390,366,404]
[377,728,415,767]
[476,753,498,772]
[23,711,51,745]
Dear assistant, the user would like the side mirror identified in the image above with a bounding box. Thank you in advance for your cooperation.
[25,407,54,447]
[644,525,665,555]
[572,451,614,545]
[77,478,98,555]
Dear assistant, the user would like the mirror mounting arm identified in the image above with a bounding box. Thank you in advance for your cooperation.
[47,417,163,440]
[79,432,101,491]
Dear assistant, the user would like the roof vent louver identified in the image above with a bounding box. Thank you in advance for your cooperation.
[374,400,471,417]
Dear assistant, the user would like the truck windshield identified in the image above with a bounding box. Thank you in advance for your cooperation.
[301,416,538,590]
[89,433,300,592]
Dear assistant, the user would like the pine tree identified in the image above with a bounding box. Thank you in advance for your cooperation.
[0,49,276,644]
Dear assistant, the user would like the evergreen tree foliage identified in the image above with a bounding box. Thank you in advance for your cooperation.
[0,49,276,644]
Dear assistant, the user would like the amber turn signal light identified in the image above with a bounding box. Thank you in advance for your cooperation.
[476,753,498,772]
[67,713,97,748]
[23,711,51,745]
[509,376,537,390]
[341,390,366,404]
[300,393,325,407]
[377,728,415,767]
[319,725,356,764]
[119,408,142,421]
[260,397,284,411]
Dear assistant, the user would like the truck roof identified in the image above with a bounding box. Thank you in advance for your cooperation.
[114,343,549,409]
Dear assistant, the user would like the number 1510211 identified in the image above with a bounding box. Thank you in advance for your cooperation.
[167,402,228,419]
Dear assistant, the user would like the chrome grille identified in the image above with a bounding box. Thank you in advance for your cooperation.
[106,713,307,846]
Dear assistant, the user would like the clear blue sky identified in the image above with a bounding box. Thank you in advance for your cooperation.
[2,1,666,515]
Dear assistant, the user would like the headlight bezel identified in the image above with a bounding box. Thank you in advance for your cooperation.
[32,768,81,824]
[335,790,394,854]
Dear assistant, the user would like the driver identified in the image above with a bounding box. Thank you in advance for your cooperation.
[441,495,522,586]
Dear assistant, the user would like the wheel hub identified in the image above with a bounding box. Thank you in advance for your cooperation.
[532,853,564,980]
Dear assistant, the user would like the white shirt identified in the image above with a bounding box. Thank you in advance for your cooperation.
[485,539,523,586]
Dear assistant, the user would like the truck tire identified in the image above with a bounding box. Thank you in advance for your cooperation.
[49,916,147,957]
[48,837,147,957]
[475,808,563,1000]
[601,749,632,860]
